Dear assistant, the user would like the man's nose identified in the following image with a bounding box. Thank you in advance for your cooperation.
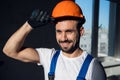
[61,32,67,41]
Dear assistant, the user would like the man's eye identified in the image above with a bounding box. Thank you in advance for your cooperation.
[66,30,73,33]
[56,30,61,33]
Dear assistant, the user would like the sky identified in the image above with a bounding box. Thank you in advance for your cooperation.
[75,0,110,30]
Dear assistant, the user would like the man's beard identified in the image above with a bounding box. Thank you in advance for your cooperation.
[58,40,79,54]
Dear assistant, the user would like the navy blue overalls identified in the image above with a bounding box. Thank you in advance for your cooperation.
[48,50,93,80]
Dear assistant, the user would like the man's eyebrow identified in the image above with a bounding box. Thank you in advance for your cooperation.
[65,29,75,32]
[56,30,61,32]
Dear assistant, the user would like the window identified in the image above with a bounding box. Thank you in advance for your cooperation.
[76,0,93,53]
[76,0,109,56]
[98,0,109,56]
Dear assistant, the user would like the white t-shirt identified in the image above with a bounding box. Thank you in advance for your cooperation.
[36,48,106,80]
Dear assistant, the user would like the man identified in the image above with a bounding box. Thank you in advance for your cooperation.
[3,0,106,80]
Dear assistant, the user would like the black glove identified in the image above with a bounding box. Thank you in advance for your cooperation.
[28,9,54,28]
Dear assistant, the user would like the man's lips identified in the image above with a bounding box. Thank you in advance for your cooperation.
[60,42,72,47]
[59,40,72,43]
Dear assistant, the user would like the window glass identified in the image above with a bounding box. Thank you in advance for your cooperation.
[76,0,109,57]
[75,0,93,53]
[98,0,109,56]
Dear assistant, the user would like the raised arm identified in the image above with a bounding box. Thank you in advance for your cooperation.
[3,9,54,63]
[3,22,40,63]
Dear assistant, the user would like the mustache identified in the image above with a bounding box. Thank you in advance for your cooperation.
[59,40,73,43]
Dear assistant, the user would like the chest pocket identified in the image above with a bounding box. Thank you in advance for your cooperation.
[48,50,93,80]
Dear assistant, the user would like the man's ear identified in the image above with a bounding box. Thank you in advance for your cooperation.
[80,27,84,36]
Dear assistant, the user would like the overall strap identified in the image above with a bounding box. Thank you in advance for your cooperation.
[77,54,93,80]
[48,50,60,80]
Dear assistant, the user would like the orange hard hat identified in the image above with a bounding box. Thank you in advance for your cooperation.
[52,0,85,24]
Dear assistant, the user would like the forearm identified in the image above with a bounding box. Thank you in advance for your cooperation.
[3,22,33,56]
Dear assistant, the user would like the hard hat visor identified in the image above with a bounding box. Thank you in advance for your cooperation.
[53,16,85,25]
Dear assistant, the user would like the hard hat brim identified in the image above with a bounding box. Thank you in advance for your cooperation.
[52,16,85,24]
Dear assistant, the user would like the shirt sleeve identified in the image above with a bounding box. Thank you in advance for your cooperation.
[91,58,107,80]
[35,48,56,66]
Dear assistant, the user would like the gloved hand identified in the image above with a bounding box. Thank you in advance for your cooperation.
[27,9,54,28]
